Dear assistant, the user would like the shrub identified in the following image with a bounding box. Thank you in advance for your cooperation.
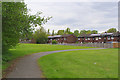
[52,40,58,44]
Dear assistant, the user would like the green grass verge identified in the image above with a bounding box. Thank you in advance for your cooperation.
[2,43,93,71]
[38,49,118,78]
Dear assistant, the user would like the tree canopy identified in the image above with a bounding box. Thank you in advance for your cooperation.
[107,28,117,33]
[33,27,48,44]
[57,30,64,35]
[2,2,51,52]
[74,30,79,37]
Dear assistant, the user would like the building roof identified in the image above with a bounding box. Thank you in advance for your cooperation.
[78,34,91,37]
[48,35,61,38]
[61,34,74,37]
[101,33,113,36]
[90,34,101,37]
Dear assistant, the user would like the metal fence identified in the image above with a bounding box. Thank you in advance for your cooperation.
[59,43,113,48]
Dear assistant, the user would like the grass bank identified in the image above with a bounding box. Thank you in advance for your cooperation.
[38,48,118,78]
[3,43,92,71]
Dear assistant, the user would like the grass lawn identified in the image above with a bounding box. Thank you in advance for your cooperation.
[2,43,92,71]
[38,48,118,78]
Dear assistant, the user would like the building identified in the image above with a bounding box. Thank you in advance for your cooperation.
[48,34,77,43]
[77,32,120,43]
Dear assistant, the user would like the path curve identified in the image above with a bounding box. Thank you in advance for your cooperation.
[6,48,106,78]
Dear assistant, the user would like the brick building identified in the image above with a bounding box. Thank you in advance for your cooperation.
[48,34,77,43]
[77,32,120,43]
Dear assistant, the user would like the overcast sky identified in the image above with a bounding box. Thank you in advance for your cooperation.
[25,0,118,33]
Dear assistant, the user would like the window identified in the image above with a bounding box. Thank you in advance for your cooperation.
[58,39,59,40]
[50,39,52,41]
[99,37,101,39]
[108,36,110,40]
[111,37,114,39]
[85,38,87,40]
[78,38,80,40]
[88,38,90,40]
[96,37,98,40]
[64,38,66,40]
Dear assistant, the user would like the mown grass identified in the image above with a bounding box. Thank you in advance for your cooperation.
[2,43,92,71]
[38,48,118,78]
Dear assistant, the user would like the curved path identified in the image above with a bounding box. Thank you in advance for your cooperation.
[6,48,106,78]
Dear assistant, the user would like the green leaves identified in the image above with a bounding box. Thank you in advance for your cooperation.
[33,27,48,44]
[2,2,51,52]
[107,28,117,33]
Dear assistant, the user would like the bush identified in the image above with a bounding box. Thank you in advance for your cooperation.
[33,27,48,44]
[52,40,58,44]
[75,41,79,44]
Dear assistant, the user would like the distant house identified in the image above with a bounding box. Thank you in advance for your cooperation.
[48,34,77,43]
[77,32,120,43]
[61,34,77,43]
[48,35,62,43]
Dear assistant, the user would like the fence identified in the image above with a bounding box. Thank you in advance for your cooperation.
[60,43,114,48]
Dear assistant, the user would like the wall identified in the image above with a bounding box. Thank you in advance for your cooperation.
[113,43,120,48]
[60,43,114,48]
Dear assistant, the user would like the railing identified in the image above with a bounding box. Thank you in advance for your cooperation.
[59,43,114,48]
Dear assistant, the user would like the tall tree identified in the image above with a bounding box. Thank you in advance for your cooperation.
[2,2,51,52]
[65,28,71,34]
[107,28,117,33]
[80,30,87,34]
[33,27,47,44]
[57,30,64,35]
[47,29,50,36]
[86,30,91,34]
[74,30,79,37]
[91,30,98,34]
[52,30,55,36]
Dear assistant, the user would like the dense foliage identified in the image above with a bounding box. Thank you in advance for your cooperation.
[107,28,117,33]
[80,30,98,35]
[2,2,51,52]
[33,27,48,44]
[74,30,79,37]
[52,40,58,44]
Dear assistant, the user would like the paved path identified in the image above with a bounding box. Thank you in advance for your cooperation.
[6,48,106,78]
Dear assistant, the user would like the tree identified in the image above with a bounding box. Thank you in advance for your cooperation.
[86,30,91,34]
[33,27,48,44]
[47,29,50,36]
[65,28,71,34]
[2,2,51,52]
[80,30,87,34]
[107,28,117,33]
[91,30,98,34]
[57,30,64,35]
[52,30,54,36]
[74,30,79,37]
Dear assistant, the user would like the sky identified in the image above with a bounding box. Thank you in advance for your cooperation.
[25,0,118,33]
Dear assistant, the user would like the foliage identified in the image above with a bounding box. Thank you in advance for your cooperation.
[52,30,55,36]
[52,40,58,44]
[107,28,117,33]
[80,30,87,34]
[2,2,51,52]
[74,30,79,37]
[91,30,98,34]
[47,29,50,36]
[86,30,91,34]
[38,49,118,78]
[33,27,48,44]
[80,30,98,34]
[65,28,73,34]
[57,30,64,35]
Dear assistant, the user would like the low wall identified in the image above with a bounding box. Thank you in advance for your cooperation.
[113,43,120,48]
[60,43,114,48]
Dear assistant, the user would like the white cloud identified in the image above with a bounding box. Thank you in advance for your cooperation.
[25,1,118,33]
